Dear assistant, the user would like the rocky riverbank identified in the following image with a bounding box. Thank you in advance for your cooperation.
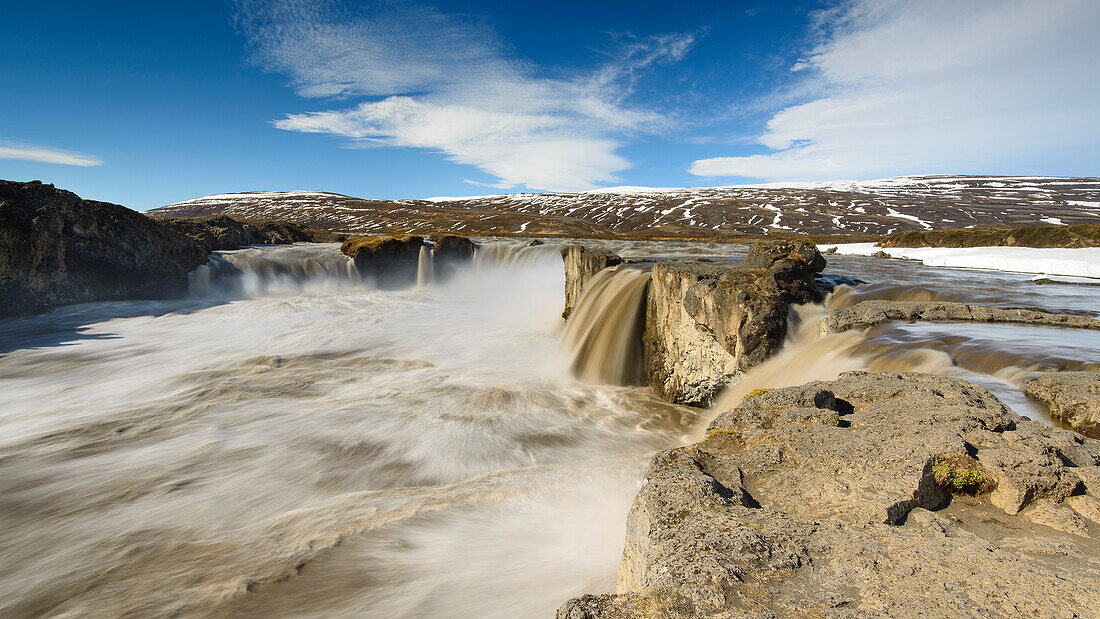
[825,299,1100,333]
[558,372,1100,618]
[0,181,483,316]
[1026,372,1100,439]
[0,181,209,317]
[0,182,367,316]
[557,240,1100,617]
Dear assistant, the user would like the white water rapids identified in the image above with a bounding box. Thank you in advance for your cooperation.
[0,241,695,617]
[1,238,1098,616]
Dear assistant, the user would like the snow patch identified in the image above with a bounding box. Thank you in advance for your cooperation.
[819,243,1100,279]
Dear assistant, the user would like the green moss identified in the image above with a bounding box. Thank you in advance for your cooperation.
[706,427,736,439]
[931,452,997,494]
[1047,401,1063,420]
[341,234,423,256]
[746,388,774,398]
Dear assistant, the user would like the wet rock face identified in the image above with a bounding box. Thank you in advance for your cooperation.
[558,372,1100,618]
[431,234,476,279]
[826,299,1100,333]
[1026,372,1100,438]
[0,181,209,317]
[644,240,825,406]
[340,234,424,288]
[561,245,623,319]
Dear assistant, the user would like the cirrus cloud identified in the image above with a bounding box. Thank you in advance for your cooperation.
[0,140,102,167]
[691,0,1100,181]
[236,0,696,191]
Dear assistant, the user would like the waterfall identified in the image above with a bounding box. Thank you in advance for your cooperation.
[188,243,357,296]
[417,246,435,288]
[561,266,651,385]
[473,242,558,268]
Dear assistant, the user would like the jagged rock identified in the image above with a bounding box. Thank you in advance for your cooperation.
[825,299,1100,333]
[1025,371,1100,438]
[431,234,476,279]
[0,180,209,317]
[340,234,424,288]
[559,372,1100,618]
[741,238,826,303]
[561,245,623,319]
[643,240,825,406]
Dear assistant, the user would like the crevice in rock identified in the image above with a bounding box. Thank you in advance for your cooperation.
[885,460,951,525]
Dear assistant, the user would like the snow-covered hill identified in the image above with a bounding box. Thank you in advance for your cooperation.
[151,175,1100,238]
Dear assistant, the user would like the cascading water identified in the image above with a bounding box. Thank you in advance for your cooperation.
[707,282,1100,433]
[0,237,695,618]
[561,266,651,385]
[417,245,435,288]
[472,241,559,268]
[2,236,1098,617]
[188,243,359,297]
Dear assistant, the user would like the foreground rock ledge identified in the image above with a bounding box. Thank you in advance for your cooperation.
[558,372,1100,618]
[1026,371,1100,439]
[825,299,1100,333]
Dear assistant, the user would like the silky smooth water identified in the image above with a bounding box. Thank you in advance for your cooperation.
[0,242,695,617]
[1,238,1097,617]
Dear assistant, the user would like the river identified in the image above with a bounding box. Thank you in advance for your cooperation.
[0,239,1097,616]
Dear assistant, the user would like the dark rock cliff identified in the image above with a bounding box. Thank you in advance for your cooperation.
[341,234,424,288]
[432,234,477,279]
[0,181,209,317]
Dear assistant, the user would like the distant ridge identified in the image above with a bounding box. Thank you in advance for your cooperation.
[151,175,1100,238]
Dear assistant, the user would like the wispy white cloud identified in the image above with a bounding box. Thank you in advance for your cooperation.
[235,0,695,191]
[691,0,1100,180]
[0,140,102,167]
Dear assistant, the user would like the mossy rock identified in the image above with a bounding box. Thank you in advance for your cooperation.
[341,233,423,257]
[931,452,997,494]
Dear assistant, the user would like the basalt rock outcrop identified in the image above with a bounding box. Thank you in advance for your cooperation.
[561,245,623,319]
[825,299,1100,333]
[1026,372,1100,439]
[431,234,477,278]
[558,372,1100,618]
[341,234,424,288]
[0,180,209,317]
[643,240,825,406]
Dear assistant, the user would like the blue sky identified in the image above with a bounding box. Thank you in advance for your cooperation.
[1,0,1098,210]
